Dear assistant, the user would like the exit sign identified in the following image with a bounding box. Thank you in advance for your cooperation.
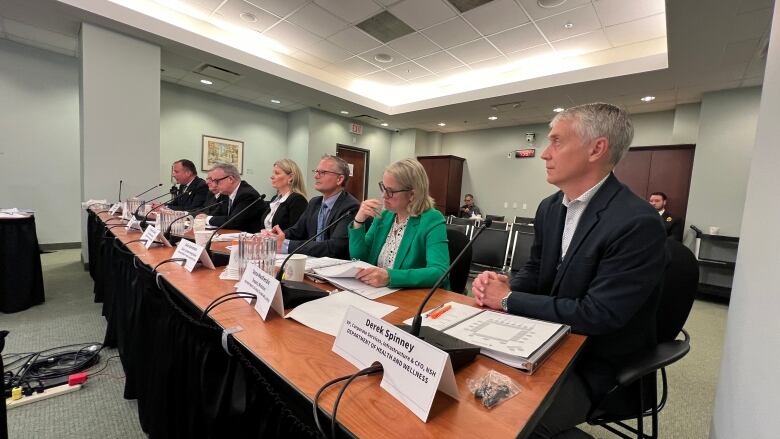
[350,123,363,135]
[515,148,535,158]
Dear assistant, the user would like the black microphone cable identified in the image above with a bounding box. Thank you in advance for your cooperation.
[312,363,384,439]
[199,292,257,322]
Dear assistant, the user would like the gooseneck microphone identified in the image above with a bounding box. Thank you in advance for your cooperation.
[118,180,123,203]
[133,191,178,219]
[203,194,267,254]
[133,183,163,199]
[274,209,355,308]
[140,190,193,229]
[398,218,494,370]
[164,198,226,241]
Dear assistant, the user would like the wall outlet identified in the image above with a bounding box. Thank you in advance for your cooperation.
[503,201,508,208]
[522,203,527,210]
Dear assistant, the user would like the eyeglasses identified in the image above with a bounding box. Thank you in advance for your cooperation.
[206,175,230,184]
[312,169,342,177]
[378,182,411,198]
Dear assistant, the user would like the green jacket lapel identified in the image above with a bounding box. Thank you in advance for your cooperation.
[393,215,420,269]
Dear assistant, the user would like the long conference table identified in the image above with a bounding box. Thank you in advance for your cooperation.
[86,207,586,438]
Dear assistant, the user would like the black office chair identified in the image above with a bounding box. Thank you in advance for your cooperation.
[587,238,699,439]
[469,228,511,274]
[513,216,534,225]
[486,220,509,230]
[485,214,505,222]
[509,230,535,272]
[450,217,475,227]
[446,223,471,239]
[446,228,472,294]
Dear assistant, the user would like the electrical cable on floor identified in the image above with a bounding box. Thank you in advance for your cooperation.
[311,364,383,439]
[3,342,104,396]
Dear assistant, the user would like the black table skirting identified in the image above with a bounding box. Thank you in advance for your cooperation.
[86,210,319,438]
[0,216,45,313]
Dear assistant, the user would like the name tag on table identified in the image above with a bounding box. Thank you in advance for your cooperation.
[332,307,458,422]
[171,239,215,272]
[237,264,284,320]
[126,217,142,231]
[108,203,121,216]
[141,225,172,249]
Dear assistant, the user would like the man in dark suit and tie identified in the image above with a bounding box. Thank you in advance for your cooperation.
[267,155,359,259]
[199,163,266,233]
[472,103,667,438]
[649,191,683,241]
[167,159,209,212]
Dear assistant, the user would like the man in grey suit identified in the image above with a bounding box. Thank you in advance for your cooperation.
[472,103,667,439]
[268,155,358,259]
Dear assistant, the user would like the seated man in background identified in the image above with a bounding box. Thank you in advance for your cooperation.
[458,193,481,218]
[199,163,266,233]
[472,103,666,439]
[649,191,683,241]
[349,159,449,289]
[167,159,209,212]
[268,155,358,259]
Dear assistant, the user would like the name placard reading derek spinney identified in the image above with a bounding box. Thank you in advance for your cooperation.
[332,306,458,422]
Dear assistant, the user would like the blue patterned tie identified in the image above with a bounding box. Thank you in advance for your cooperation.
[316,203,329,241]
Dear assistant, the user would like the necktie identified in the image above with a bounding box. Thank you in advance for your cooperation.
[228,197,233,215]
[316,203,329,241]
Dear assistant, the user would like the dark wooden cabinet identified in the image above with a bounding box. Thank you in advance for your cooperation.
[417,155,464,216]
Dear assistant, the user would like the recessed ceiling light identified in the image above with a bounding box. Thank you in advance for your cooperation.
[200,79,213,85]
[538,0,568,8]
[563,22,574,29]
[374,53,394,63]
[438,122,446,127]
[488,116,498,121]
[553,107,565,113]
[270,99,281,104]
[240,12,258,23]
[380,122,389,127]
[340,110,349,114]
[641,96,656,102]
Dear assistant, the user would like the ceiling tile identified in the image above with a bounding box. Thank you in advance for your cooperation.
[731,7,773,40]
[447,38,501,64]
[388,32,441,59]
[462,0,530,36]
[737,0,773,14]
[363,70,405,85]
[389,0,457,30]
[719,38,761,66]
[387,61,433,80]
[289,50,330,68]
[487,23,546,54]
[504,43,555,61]
[422,17,480,49]
[263,21,322,52]
[594,0,665,27]
[744,57,767,77]
[341,56,382,76]
[740,76,764,87]
[604,13,666,47]
[552,30,612,56]
[516,0,592,20]
[536,5,602,42]
[287,3,348,38]
[469,55,510,70]
[415,50,464,72]
[314,0,382,24]
[243,0,308,18]
[303,39,353,63]
[358,45,409,68]
[214,0,279,32]
[279,103,307,111]
[328,27,383,54]
[180,72,230,91]
[218,85,269,101]
[181,0,225,15]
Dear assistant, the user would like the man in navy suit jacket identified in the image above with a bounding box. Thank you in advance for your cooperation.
[473,103,666,438]
[168,159,209,212]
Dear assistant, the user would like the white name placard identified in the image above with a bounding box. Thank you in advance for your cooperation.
[237,264,284,320]
[108,203,121,216]
[171,239,215,272]
[125,217,142,231]
[332,307,458,422]
[141,225,172,249]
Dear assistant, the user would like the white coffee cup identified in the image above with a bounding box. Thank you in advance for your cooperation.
[285,254,307,282]
[708,226,720,235]
[194,230,212,247]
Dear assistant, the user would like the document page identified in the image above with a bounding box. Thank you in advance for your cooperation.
[286,291,398,336]
[402,302,484,331]
[313,260,373,277]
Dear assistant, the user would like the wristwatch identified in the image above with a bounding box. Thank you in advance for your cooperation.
[500,292,512,312]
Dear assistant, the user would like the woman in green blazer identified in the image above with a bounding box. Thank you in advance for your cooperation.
[349,159,449,289]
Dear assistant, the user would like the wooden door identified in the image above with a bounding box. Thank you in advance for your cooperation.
[614,145,696,222]
[336,144,369,201]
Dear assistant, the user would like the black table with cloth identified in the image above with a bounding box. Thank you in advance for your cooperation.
[0,216,45,313]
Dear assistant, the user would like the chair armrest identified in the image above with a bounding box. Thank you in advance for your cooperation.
[614,340,690,387]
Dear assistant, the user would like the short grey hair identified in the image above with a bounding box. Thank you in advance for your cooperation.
[209,162,241,180]
[551,102,634,166]
[321,154,350,187]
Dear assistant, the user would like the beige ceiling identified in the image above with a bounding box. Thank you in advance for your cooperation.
[0,0,773,133]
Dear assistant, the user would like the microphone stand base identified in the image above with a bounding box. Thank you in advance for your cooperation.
[280,280,328,309]
[396,324,480,370]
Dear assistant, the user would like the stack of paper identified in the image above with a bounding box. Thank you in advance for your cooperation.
[0,208,34,218]
[285,291,398,336]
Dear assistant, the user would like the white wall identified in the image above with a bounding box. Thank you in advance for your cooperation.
[0,38,81,244]
[686,87,762,239]
[672,102,701,144]
[630,110,675,146]
[390,128,416,163]
[160,82,288,198]
[711,4,780,437]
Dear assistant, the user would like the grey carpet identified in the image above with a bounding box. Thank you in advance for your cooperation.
[2,249,727,438]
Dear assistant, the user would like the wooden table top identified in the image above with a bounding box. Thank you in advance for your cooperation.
[94,209,586,438]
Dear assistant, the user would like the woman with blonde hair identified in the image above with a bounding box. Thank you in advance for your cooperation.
[262,158,308,231]
[349,158,449,288]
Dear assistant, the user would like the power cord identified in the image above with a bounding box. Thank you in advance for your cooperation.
[312,364,383,439]
[3,342,104,396]
[200,292,257,322]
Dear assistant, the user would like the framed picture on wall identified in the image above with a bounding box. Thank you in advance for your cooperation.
[202,135,244,174]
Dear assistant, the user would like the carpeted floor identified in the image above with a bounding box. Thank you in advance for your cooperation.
[1,249,727,438]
